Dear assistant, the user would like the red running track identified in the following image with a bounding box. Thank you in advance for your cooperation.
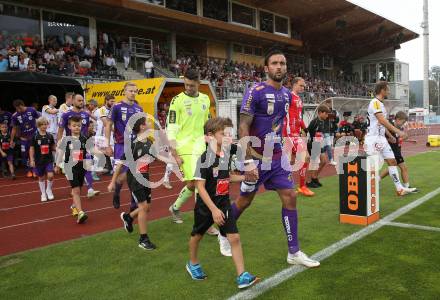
[0,129,438,256]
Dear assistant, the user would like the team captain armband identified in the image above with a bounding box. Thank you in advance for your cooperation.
[168,110,176,124]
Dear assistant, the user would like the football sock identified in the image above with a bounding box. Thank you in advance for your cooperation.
[38,181,46,195]
[282,208,299,254]
[46,180,53,191]
[173,186,193,210]
[84,171,93,189]
[388,166,403,190]
[299,162,308,187]
[231,202,243,221]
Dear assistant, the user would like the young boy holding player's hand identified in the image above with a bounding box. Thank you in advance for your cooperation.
[380,111,418,192]
[186,117,260,289]
[108,116,177,250]
[55,116,90,224]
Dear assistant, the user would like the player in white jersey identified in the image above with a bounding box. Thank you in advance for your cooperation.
[97,95,115,174]
[58,92,74,119]
[41,95,59,141]
[365,81,417,196]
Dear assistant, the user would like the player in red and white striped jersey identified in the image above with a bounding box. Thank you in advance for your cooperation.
[283,77,314,197]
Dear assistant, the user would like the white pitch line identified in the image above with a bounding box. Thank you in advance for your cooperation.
[0,177,182,211]
[0,189,129,211]
[385,221,440,232]
[0,179,112,198]
[228,186,440,300]
[0,163,166,181]
[0,192,180,231]
[0,171,182,198]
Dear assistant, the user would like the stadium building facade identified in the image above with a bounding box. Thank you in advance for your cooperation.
[1,0,417,102]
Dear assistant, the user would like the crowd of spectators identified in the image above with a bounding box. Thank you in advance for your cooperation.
[1,32,372,100]
[0,32,124,80]
[167,53,372,102]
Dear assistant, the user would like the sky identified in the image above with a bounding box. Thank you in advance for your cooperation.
[348,0,440,81]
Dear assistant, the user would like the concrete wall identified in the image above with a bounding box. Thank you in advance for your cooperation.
[207,41,227,60]
[232,53,264,65]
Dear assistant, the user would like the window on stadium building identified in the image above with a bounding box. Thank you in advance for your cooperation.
[0,4,40,49]
[166,0,197,15]
[42,11,89,48]
[233,44,243,53]
[362,64,369,83]
[203,0,228,22]
[244,45,253,55]
[231,2,256,28]
[274,15,288,35]
[138,0,165,6]
[396,63,401,82]
[254,47,262,56]
[387,62,395,82]
[369,64,377,83]
[233,43,262,57]
[259,11,274,33]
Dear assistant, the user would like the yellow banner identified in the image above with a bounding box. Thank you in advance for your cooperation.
[85,78,164,117]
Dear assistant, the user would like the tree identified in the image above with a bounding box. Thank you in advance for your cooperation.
[430,66,440,113]
[409,91,417,108]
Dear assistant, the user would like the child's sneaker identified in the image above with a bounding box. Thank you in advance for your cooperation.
[139,238,156,251]
[236,272,260,289]
[169,205,183,224]
[87,188,100,198]
[46,189,54,200]
[186,262,207,280]
[120,212,133,233]
[41,194,47,202]
[70,205,79,217]
[77,211,88,224]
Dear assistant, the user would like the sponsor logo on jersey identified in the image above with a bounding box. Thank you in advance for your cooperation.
[267,99,275,115]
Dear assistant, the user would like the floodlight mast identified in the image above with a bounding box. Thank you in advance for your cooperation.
[422,0,430,112]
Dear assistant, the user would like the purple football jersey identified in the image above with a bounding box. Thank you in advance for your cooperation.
[11,107,39,139]
[108,101,143,144]
[0,111,12,128]
[59,110,90,136]
[240,82,291,156]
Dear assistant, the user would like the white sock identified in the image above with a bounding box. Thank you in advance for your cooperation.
[164,163,173,182]
[388,166,403,190]
[403,182,410,188]
[46,180,53,192]
[38,181,46,195]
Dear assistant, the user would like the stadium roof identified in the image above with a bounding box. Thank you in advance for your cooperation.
[21,0,418,59]
[242,0,419,58]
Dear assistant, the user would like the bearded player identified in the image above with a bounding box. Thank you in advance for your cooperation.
[224,49,320,267]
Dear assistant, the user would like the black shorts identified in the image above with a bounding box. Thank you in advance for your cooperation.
[391,146,404,164]
[191,200,238,236]
[131,187,152,204]
[68,167,86,188]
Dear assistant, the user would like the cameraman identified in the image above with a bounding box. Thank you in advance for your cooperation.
[352,114,367,144]
[336,111,354,140]
[323,109,339,165]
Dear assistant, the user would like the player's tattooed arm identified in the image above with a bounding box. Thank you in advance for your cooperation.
[239,113,254,160]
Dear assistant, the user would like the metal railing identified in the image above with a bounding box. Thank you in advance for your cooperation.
[213,85,372,103]
[129,37,153,59]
